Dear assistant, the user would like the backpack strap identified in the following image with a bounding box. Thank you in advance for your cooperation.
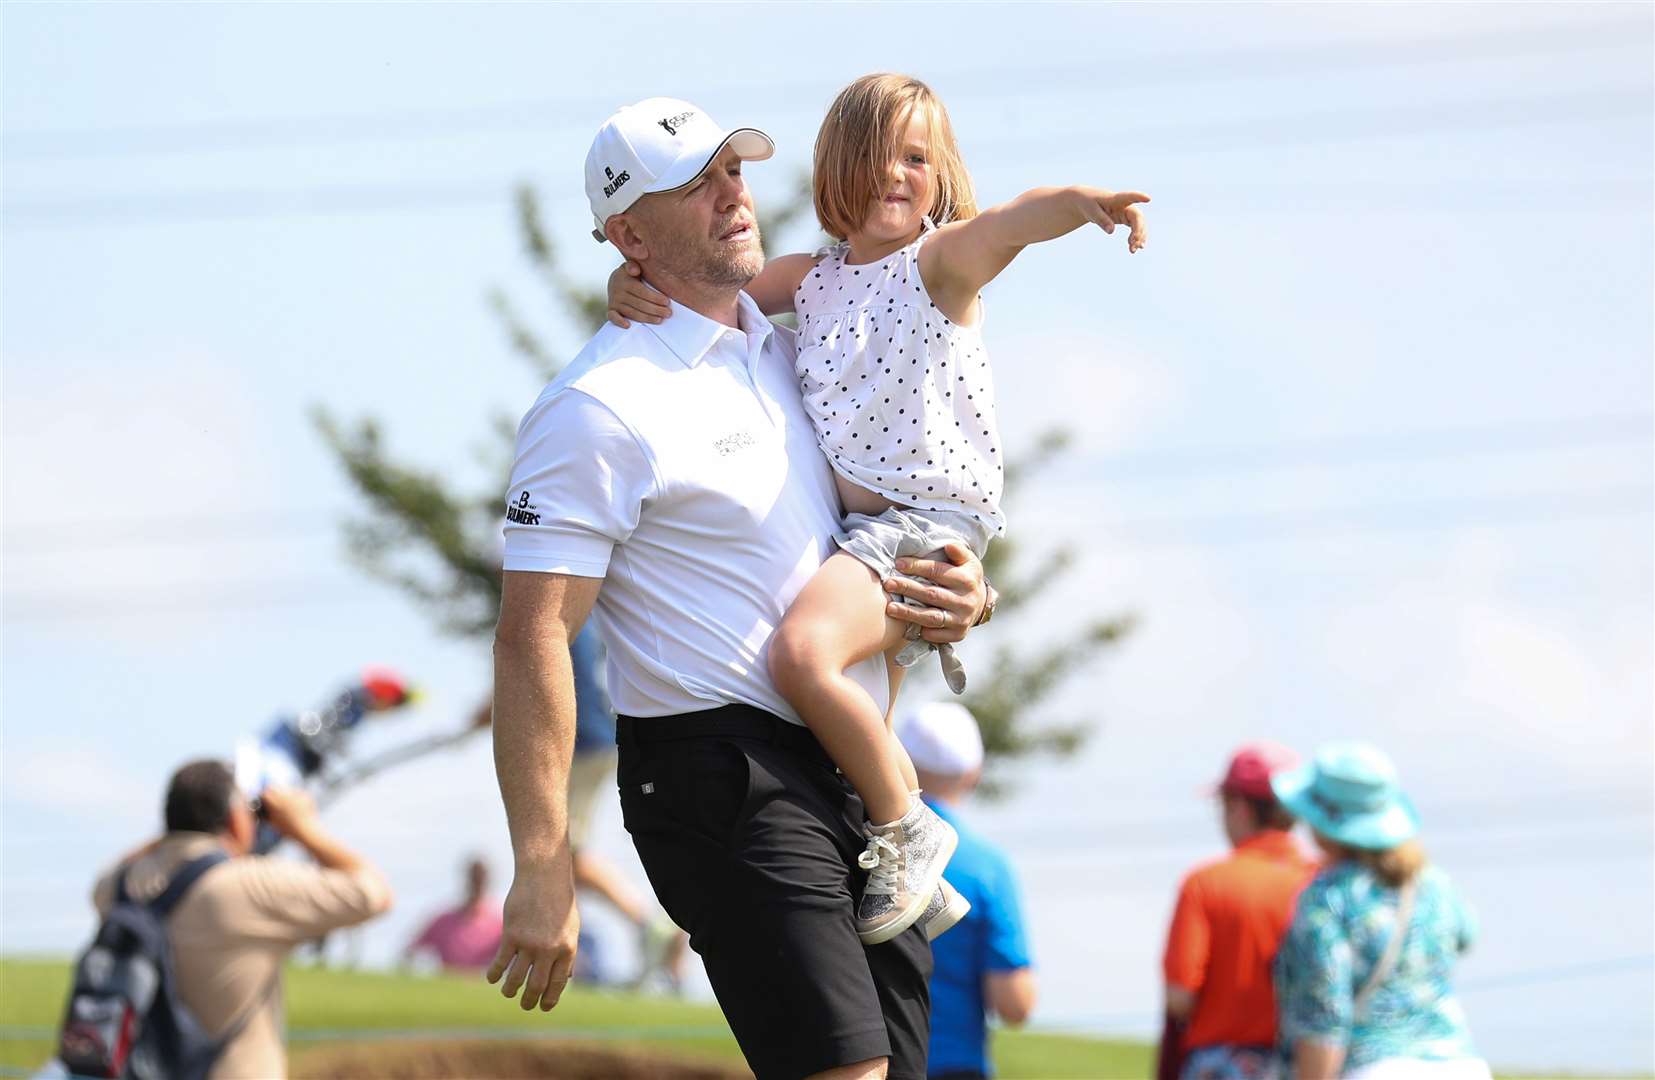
[148,852,230,918]
[1353,878,1418,1020]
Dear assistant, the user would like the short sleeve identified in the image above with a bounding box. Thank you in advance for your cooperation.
[1162,873,1211,992]
[502,389,658,577]
[1275,883,1354,1045]
[235,858,391,943]
[982,856,1032,972]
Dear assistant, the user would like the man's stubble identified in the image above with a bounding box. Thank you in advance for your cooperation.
[645,212,765,293]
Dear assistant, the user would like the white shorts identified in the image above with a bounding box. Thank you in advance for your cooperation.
[567,748,618,851]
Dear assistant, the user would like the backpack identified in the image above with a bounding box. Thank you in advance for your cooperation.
[56,852,235,1080]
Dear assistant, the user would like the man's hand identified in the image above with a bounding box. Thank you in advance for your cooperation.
[883,541,988,644]
[257,786,318,839]
[487,862,581,1012]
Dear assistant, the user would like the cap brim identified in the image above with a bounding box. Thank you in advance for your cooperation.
[646,127,774,194]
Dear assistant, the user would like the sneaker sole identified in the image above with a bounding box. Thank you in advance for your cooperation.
[856,826,959,946]
[924,882,971,942]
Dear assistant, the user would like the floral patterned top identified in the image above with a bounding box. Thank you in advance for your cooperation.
[1274,861,1481,1074]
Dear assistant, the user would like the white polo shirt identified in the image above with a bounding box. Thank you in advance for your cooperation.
[502,292,889,724]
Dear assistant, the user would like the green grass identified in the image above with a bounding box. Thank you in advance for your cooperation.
[2,956,1146,1078]
[2,957,1644,1079]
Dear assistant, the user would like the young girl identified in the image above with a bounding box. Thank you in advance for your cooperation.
[608,72,1147,945]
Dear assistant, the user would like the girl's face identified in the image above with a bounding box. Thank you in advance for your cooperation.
[857,107,934,245]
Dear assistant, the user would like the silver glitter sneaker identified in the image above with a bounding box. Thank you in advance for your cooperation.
[855,799,958,945]
[923,878,971,941]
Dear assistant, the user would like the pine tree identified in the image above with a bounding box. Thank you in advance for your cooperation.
[314,181,1133,791]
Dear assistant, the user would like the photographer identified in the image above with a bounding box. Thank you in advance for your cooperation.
[91,760,392,1079]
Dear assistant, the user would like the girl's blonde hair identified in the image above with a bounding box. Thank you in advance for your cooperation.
[1322,835,1429,889]
[813,73,978,241]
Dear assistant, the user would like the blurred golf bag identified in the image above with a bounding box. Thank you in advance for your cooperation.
[231,667,455,855]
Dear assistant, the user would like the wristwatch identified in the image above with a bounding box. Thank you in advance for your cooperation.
[974,582,999,627]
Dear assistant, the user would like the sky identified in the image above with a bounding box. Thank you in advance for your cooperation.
[3,2,1652,1073]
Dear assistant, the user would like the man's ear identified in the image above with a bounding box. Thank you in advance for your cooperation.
[605,212,649,263]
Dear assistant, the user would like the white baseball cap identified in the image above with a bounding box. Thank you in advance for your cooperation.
[584,97,774,243]
[896,701,985,777]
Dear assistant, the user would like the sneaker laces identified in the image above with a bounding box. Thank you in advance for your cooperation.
[857,834,903,896]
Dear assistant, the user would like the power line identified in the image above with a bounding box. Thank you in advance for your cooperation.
[1075,413,1655,479]
[2,486,1649,623]
[5,89,1648,229]
[5,414,1648,553]
[4,22,1644,161]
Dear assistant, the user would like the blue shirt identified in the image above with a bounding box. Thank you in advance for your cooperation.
[925,798,1033,1077]
[1275,861,1480,1074]
[569,625,616,751]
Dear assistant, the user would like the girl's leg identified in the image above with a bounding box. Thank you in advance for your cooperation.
[768,552,911,825]
[883,649,921,796]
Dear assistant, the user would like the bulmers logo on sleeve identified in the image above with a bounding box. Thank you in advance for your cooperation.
[506,490,541,526]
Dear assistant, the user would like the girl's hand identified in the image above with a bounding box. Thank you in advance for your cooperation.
[1077,188,1150,253]
[606,261,671,328]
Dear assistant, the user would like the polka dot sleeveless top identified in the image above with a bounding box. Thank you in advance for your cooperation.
[793,222,1006,536]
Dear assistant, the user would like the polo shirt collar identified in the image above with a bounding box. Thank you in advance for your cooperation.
[646,290,771,368]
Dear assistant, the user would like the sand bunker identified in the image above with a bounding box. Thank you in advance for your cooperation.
[293,1039,752,1079]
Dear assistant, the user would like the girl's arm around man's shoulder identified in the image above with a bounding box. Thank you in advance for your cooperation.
[743,252,819,317]
[606,253,818,326]
[918,186,1149,324]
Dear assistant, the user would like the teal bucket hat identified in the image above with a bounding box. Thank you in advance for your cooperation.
[1270,742,1419,851]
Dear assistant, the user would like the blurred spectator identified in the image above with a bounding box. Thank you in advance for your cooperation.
[91,761,392,1079]
[404,856,501,970]
[895,701,1035,1080]
[1271,743,1489,1080]
[1159,742,1315,1080]
[478,625,687,987]
[569,625,687,987]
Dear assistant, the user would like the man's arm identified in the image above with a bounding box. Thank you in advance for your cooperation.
[260,787,381,875]
[486,569,601,1013]
[985,968,1037,1026]
[254,787,394,931]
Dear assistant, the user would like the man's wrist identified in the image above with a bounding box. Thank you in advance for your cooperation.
[974,582,999,627]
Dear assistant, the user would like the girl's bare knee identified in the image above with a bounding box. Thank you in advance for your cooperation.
[767,619,822,695]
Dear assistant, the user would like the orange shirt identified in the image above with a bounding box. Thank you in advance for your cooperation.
[1162,830,1317,1050]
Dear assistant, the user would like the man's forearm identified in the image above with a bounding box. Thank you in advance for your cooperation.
[288,823,371,873]
[492,626,579,872]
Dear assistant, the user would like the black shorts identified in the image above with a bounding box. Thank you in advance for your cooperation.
[616,705,932,1080]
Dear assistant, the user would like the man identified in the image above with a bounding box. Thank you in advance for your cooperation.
[488,98,991,1080]
[404,855,501,970]
[1158,743,1317,1080]
[92,760,392,1079]
[894,702,1036,1080]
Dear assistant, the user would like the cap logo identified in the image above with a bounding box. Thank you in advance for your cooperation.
[657,110,695,136]
[602,165,631,199]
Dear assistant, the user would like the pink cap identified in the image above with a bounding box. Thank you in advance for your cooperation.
[1217,742,1301,799]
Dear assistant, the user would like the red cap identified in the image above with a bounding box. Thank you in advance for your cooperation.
[360,667,414,709]
[1217,742,1300,799]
